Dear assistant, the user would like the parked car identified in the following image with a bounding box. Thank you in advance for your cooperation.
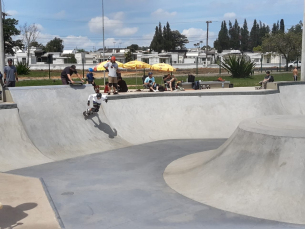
[287,61,301,68]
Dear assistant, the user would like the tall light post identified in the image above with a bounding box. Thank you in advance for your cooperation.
[301,0,305,81]
[206,21,212,68]
[102,0,105,85]
[0,0,4,77]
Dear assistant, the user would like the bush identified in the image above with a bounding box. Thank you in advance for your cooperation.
[16,61,31,75]
[219,55,256,78]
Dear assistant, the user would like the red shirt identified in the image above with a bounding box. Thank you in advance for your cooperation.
[104,85,110,93]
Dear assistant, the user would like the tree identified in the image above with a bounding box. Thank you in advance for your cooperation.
[262,30,302,70]
[163,22,173,51]
[214,21,230,52]
[272,20,280,34]
[171,30,188,50]
[3,18,23,55]
[229,19,240,50]
[150,22,188,52]
[20,23,40,65]
[29,41,45,51]
[150,25,162,53]
[280,19,285,33]
[45,37,64,52]
[240,19,249,52]
[127,44,139,52]
[124,50,133,62]
[249,19,260,50]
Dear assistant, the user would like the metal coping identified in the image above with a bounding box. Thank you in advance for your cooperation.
[6,81,305,101]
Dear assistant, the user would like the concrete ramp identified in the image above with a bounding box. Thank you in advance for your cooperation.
[9,85,131,161]
[104,93,287,144]
[0,108,52,171]
[164,115,305,224]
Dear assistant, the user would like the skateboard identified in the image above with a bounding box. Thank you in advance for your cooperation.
[83,110,93,119]
[69,81,83,86]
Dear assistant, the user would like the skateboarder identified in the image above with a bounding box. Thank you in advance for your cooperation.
[83,92,108,117]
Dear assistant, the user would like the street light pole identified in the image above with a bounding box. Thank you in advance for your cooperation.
[102,0,105,85]
[301,0,305,81]
[0,0,5,76]
[206,21,212,68]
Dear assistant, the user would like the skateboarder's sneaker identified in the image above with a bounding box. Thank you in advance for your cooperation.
[83,111,88,117]
[108,92,110,95]
[113,91,118,94]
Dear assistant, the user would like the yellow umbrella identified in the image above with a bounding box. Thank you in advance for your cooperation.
[123,60,151,69]
[123,60,151,88]
[151,63,176,72]
[94,61,124,71]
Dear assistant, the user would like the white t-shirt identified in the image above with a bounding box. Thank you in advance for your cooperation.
[104,62,118,77]
[88,93,107,104]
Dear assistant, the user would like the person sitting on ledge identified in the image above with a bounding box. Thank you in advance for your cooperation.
[144,72,159,92]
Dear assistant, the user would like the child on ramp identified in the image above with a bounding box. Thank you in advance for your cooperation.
[83,92,108,117]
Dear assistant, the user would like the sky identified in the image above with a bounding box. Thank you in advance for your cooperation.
[2,0,304,51]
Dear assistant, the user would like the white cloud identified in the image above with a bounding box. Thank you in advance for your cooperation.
[88,16,123,33]
[6,10,18,16]
[88,15,138,37]
[54,10,65,19]
[182,28,206,41]
[114,27,138,36]
[113,12,124,20]
[223,12,237,20]
[35,24,44,31]
[63,36,95,49]
[151,9,177,17]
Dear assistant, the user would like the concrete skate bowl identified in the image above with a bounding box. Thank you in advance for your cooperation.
[1,82,305,172]
[164,115,305,225]
[1,82,305,225]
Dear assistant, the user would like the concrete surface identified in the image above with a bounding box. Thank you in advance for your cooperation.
[0,173,60,229]
[9,139,305,229]
[1,82,305,228]
[164,115,305,225]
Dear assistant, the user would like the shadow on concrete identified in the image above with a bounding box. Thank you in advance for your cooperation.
[87,113,118,139]
[0,203,37,229]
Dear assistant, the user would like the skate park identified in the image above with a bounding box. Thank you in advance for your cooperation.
[2,83,305,229]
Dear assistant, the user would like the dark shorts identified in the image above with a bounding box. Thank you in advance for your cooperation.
[61,77,70,85]
[92,103,101,112]
[6,81,16,87]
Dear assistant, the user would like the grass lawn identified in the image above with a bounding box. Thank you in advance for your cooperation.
[16,72,296,88]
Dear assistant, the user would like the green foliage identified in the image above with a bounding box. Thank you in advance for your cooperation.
[127,44,139,52]
[253,45,262,52]
[45,37,64,52]
[124,50,133,62]
[63,54,77,64]
[219,55,256,78]
[150,22,189,53]
[262,30,302,70]
[16,61,30,75]
[3,18,23,55]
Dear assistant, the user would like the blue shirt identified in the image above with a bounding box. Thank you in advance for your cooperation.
[144,76,155,85]
[86,73,94,81]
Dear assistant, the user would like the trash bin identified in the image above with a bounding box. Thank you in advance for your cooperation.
[229,84,233,88]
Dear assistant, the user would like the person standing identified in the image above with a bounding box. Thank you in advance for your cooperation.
[86,68,95,84]
[4,58,18,87]
[60,65,83,85]
[293,67,298,81]
[103,56,119,94]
